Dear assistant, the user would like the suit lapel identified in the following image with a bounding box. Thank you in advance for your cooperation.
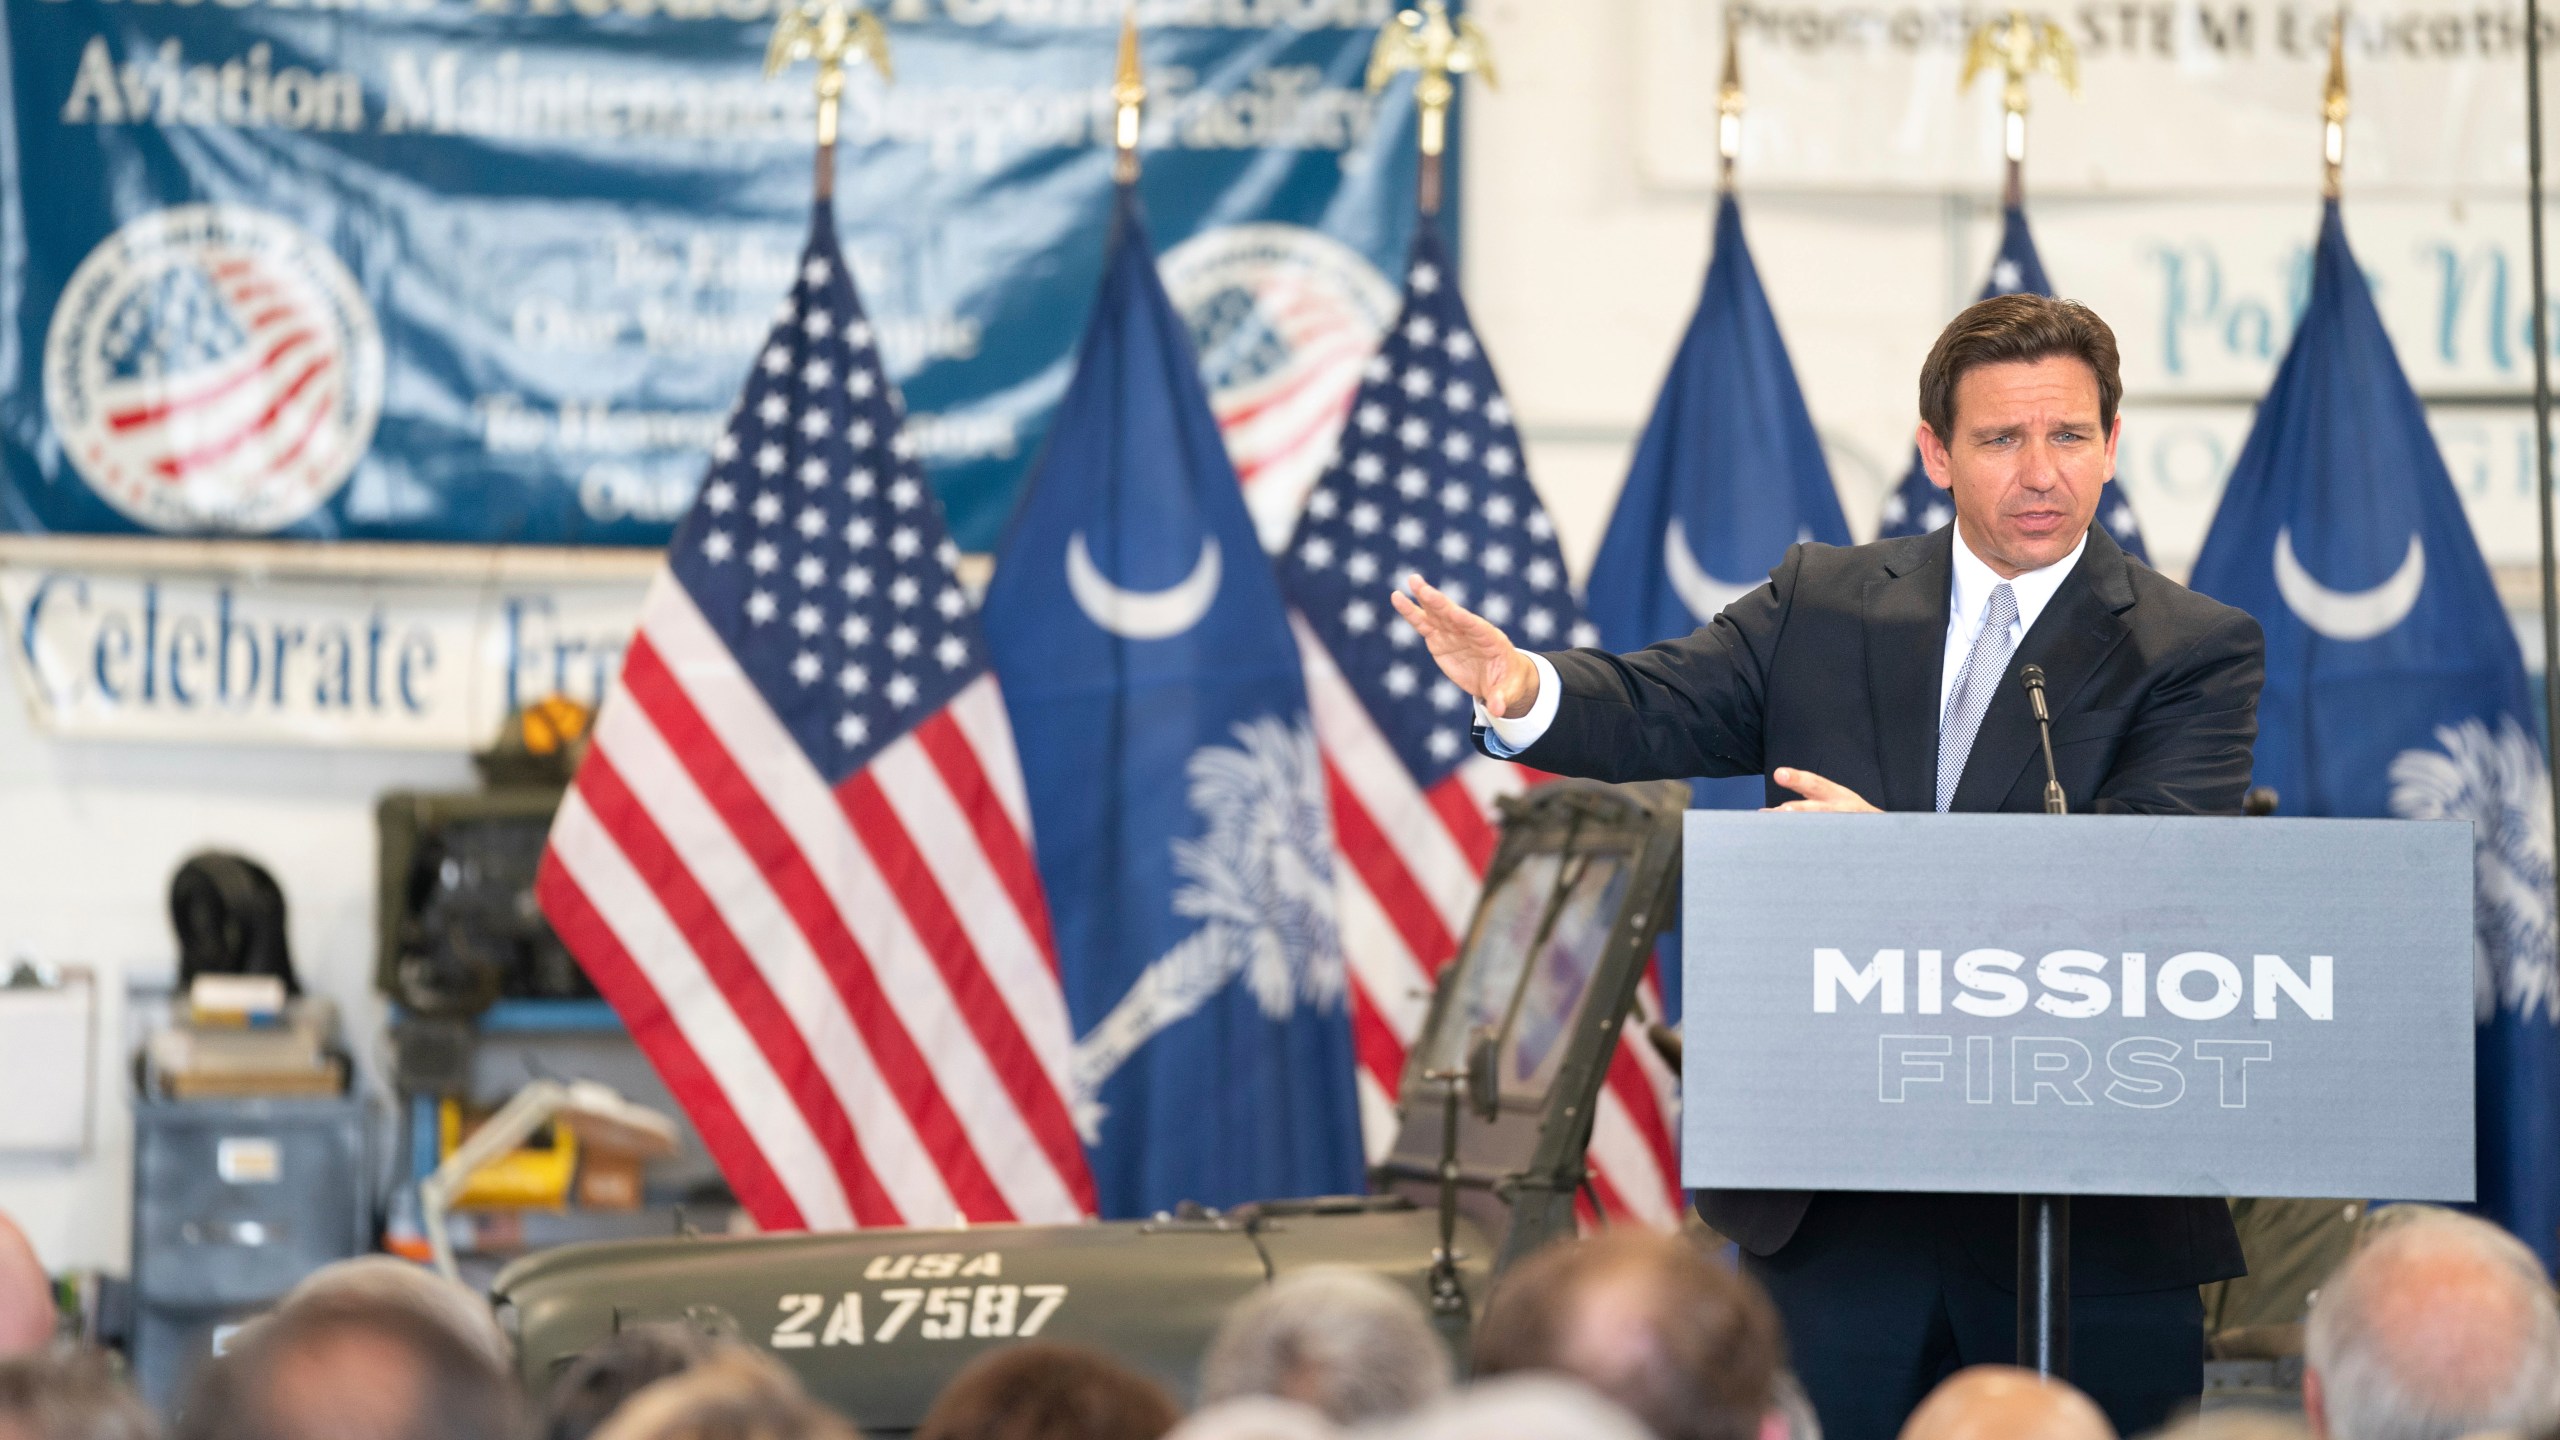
[1864,530,1952,813]
[1949,526,2137,812]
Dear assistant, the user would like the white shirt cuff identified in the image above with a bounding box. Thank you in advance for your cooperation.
[1476,652,1562,757]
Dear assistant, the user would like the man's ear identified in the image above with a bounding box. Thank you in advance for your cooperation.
[1916,422,1954,492]
[2303,1366,2329,1440]
[1760,1409,1791,1440]
[2103,413,2123,474]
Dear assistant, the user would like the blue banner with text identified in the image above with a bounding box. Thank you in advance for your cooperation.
[1,0,1434,551]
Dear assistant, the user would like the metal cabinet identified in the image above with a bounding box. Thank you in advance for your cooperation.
[128,1097,370,1413]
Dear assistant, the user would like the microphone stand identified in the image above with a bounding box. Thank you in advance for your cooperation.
[2016,663,2070,1379]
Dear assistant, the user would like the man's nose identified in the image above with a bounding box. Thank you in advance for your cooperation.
[2016,440,2062,491]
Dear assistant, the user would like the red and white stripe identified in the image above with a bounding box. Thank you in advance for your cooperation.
[103,254,345,488]
[1293,615,1683,1230]
[539,576,1096,1231]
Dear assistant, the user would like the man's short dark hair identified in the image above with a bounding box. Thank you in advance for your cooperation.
[544,1325,724,1440]
[1918,293,2123,445]
[1471,1231,1784,1440]
[175,1293,526,1440]
[914,1342,1177,1440]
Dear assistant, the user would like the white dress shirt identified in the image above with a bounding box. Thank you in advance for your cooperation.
[1478,525,2090,756]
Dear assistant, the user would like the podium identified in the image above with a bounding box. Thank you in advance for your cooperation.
[1680,811,2478,1377]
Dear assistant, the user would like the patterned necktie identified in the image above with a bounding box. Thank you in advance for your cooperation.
[1936,582,2020,813]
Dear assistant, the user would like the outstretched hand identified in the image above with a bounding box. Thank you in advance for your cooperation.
[1766,767,1882,813]
[1389,574,1542,719]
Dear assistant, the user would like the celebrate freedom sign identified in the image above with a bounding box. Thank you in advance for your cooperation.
[0,0,1433,552]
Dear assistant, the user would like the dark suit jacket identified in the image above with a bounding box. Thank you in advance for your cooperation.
[1494,524,2262,1293]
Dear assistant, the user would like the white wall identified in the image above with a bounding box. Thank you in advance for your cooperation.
[0,663,469,1272]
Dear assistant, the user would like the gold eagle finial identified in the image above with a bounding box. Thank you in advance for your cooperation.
[1366,0,1497,162]
[766,0,894,151]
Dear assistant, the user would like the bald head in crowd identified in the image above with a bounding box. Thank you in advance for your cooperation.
[2304,1211,2560,1440]
[0,1214,50,1360]
[176,1293,527,1440]
[1897,1367,2113,1440]
[1471,1230,1786,1440]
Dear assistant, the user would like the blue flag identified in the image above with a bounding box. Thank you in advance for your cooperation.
[1587,193,1851,815]
[1875,206,2149,563]
[2190,201,2557,1260]
[982,188,1363,1219]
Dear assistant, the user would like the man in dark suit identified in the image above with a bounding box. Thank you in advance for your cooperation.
[1391,294,2262,1440]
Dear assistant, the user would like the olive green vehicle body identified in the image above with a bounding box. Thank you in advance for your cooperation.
[493,779,1689,1435]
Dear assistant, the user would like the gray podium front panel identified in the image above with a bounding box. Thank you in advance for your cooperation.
[1681,813,2474,1201]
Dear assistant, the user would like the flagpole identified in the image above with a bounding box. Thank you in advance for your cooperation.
[1718,8,1743,194]
[2526,0,2560,867]
[1113,8,1145,188]
[766,0,894,204]
[1367,1,1496,219]
[1963,9,2079,214]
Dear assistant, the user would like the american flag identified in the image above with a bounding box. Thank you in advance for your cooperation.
[1277,221,1685,1230]
[98,253,344,490]
[537,206,1097,1230]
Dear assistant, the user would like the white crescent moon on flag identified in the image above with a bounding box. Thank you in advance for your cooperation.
[1066,531,1223,640]
[1664,516,1757,624]
[2273,527,2425,642]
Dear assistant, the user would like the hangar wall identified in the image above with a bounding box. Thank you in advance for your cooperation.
[1,0,2549,1269]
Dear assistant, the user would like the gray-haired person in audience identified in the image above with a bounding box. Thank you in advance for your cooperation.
[0,1350,159,1440]
[2304,1211,2560,1440]
[589,1348,854,1440]
[1198,1269,1453,1425]
[273,1257,513,1377]
[1471,1230,1789,1440]
[1354,1375,1655,1440]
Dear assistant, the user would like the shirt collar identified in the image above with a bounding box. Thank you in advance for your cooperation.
[1949,521,2089,640]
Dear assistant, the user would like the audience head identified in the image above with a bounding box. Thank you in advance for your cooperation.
[0,1215,51,1360]
[276,1258,511,1377]
[1896,1366,2112,1440]
[545,1325,725,1440]
[589,1348,854,1440]
[1471,1229,1786,1440]
[1355,1375,1654,1440]
[175,1292,527,1440]
[0,1350,157,1440]
[1199,1267,1452,1424]
[913,1342,1177,1440]
[2303,1211,2560,1440]
[1159,1399,1336,1440]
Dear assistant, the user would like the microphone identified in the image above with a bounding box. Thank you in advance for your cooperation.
[2020,664,2067,816]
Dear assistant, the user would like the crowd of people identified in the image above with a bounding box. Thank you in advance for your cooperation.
[0,1213,2553,1440]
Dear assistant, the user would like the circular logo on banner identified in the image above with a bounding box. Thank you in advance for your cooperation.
[1160,224,1398,549]
[45,205,383,534]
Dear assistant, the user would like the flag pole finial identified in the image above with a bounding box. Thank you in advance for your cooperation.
[766,0,894,200]
[1367,0,1498,217]
[1113,7,1146,185]
[1962,8,2079,207]
[1718,7,1745,189]
[2323,8,2351,198]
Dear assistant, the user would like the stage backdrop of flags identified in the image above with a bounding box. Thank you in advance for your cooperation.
[537,202,1097,1232]
[2188,201,2560,1267]
[1276,215,1686,1230]
[982,185,1366,1219]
